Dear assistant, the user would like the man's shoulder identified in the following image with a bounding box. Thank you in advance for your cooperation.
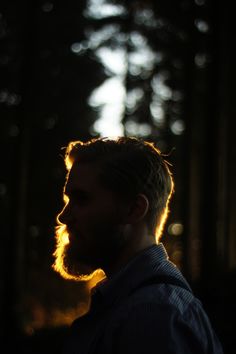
[100,272,196,329]
[102,290,223,354]
[120,277,196,315]
[106,281,219,346]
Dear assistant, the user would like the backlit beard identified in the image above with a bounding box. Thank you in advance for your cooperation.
[52,224,102,281]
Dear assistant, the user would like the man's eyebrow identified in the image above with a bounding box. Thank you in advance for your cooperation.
[64,188,90,197]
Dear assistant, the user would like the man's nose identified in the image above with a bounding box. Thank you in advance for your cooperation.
[57,204,71,225]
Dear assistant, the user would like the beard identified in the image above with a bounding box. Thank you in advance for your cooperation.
[52,219,128,282]
[52,225,100,282]
[63,241,97,280]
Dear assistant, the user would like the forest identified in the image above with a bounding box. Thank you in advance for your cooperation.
[0,1,235,353]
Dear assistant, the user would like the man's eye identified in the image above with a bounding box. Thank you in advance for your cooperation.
[73,193,89,203]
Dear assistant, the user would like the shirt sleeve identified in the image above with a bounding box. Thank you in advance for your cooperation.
[111,302,223,354]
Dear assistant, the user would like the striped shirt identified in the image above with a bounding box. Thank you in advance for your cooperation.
[63,243,224,354]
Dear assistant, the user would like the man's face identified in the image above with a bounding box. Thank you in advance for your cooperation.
[53,162,130,281]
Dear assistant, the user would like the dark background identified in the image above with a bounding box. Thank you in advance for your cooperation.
[0,1,235,353]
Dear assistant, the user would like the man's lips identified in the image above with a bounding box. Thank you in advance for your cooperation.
[65,226,74,240]
[66,227,81,243]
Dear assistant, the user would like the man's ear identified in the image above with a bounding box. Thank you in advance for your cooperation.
[125,194,149,224]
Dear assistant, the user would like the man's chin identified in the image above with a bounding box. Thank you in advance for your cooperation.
[53,242,98,281]
[63,257,97,281]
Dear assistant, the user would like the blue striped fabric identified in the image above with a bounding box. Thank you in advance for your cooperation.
[63,243,224,354]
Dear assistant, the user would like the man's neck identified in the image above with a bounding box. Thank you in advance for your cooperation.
[104,232,156,279]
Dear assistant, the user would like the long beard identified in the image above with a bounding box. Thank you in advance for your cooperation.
[52,225,101,281]
[52,221,127,282]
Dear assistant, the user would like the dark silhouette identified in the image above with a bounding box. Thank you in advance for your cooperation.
[53,136,223,354]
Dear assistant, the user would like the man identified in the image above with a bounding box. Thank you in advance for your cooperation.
[53,136,223,354]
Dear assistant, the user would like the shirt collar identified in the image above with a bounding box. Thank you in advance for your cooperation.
[90,243,169,310]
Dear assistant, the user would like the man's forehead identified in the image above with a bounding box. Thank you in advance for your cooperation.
[65,162,102,191]
[64,161,129,205]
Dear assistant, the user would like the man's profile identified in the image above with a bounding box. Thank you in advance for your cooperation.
[52,136,223,354]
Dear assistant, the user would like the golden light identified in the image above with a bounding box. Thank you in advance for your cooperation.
[52,222,105,284]
[61,232,69,245]
[52,224,73,280]
[23,300,90,335]
[155,180,174,242]
[155,205,170,242]
[168,223,184,236]
[63,193,69,205]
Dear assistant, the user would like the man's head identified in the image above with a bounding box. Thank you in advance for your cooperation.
[52,137,174,281]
